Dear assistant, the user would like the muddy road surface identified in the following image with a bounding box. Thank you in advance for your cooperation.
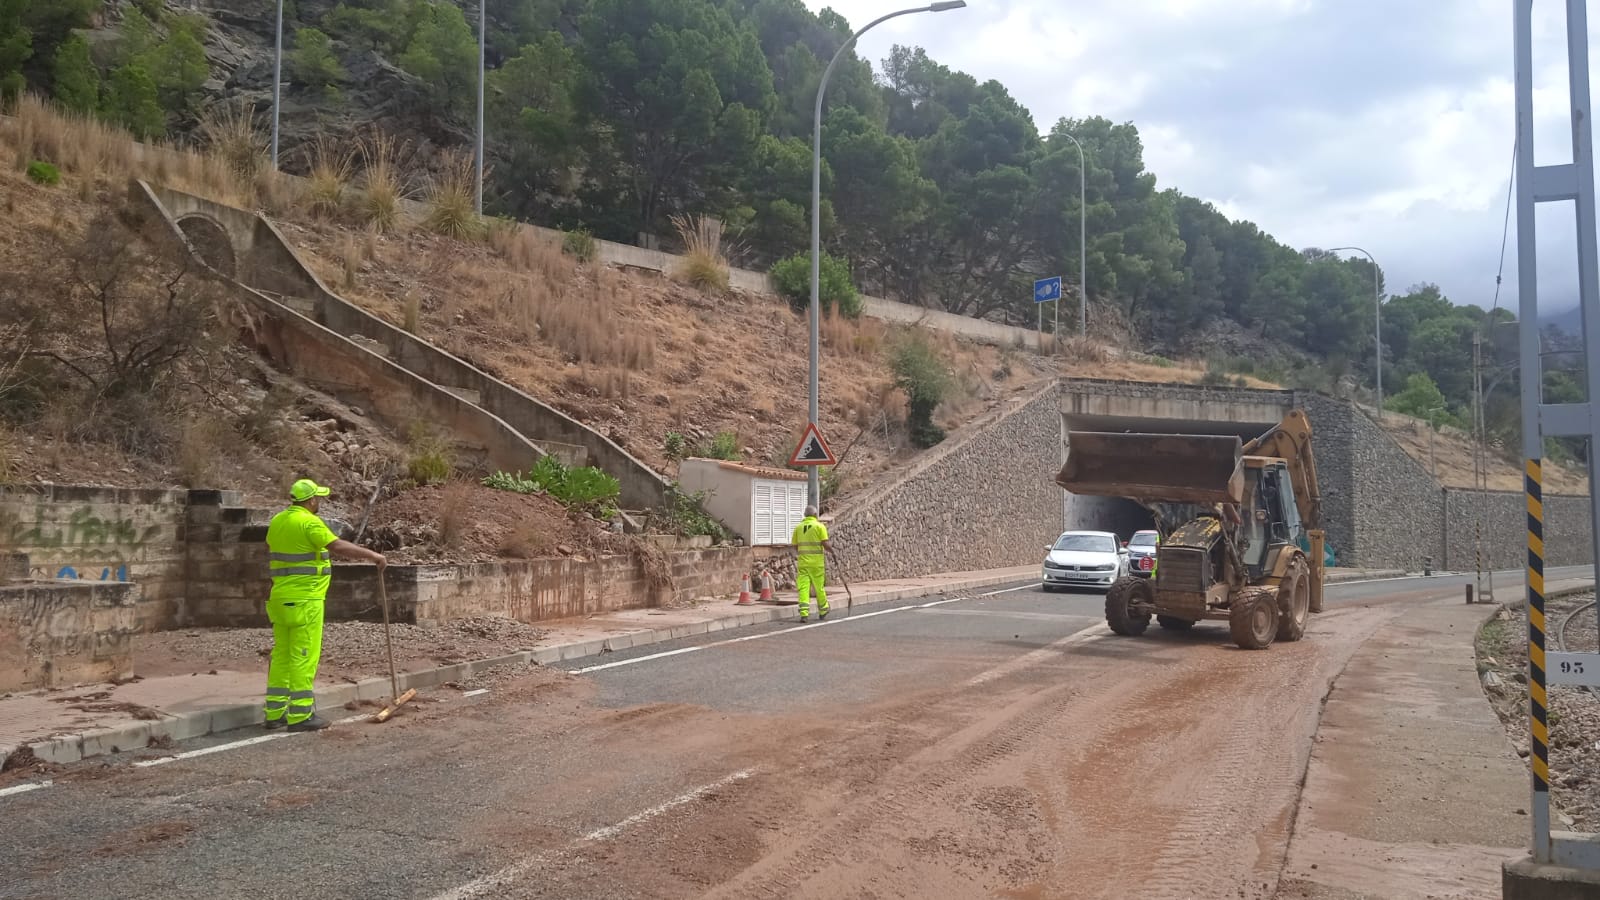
[1,569,1579,900]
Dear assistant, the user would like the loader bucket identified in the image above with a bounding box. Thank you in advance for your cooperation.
[1056,431,1245,505]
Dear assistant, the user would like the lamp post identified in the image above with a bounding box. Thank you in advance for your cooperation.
[1057,130,1087,339]
[475,0,486,215]
[1328,246,1383,417]
[1427,405,1445,479]
[271,0,283,168]
[809,0,967,508]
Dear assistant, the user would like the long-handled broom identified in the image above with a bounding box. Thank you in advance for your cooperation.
[371,569,415,723]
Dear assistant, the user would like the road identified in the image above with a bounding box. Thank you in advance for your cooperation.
[0,567,1586,900]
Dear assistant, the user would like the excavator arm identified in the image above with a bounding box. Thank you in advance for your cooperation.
[1241,409,1321,532]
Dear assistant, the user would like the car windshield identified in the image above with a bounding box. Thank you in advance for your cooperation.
[1053,534,1115,553]
[1129,533,1157,547]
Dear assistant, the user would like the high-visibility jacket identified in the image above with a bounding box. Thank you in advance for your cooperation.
[266,504,339,603]
[792,516,828,564]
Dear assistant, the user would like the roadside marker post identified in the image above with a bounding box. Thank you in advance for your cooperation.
[1512,0,1600,871]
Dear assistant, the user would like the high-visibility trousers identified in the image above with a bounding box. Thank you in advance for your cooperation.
[264,597,324,725]
[796,558,828,617]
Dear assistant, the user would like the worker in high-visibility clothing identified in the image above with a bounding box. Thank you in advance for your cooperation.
[792,505,835,623]
[263,479,386,732]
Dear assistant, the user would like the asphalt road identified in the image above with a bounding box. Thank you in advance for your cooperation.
[0,567,1589,900]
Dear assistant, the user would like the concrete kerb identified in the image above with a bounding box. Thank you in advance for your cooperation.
[6,568,1418,768]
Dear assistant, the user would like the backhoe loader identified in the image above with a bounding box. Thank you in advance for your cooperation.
[1054,410,1325,650]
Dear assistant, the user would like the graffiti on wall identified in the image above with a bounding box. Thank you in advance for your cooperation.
[3,506,164,550]
[49,563,130,582]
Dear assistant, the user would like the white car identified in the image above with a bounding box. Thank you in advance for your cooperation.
[1041,530,1129,592]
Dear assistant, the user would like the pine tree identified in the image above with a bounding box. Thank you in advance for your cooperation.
[51,33,98,113]
[104,64,164,140]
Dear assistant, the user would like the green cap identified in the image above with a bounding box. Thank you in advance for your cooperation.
[289,478,331,502]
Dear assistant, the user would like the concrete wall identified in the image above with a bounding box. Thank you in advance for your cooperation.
[0,580,140,691]
[143,183,672,512]
[1059,377,1294,426]
[829,382,1063,582]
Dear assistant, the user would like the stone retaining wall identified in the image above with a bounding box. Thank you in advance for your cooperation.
[0,579,140,691]
[1442,489,1595,571]
[829,383,1062,582]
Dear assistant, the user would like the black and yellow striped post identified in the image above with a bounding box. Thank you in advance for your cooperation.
[1526,458,1550,800]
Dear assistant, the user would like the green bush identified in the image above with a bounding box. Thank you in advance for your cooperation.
[663,431,687,461]
[25,161,60,186]
[405,423,453,485]
[694,430,739,461]
[769,252,862,318]
[562,228,597,262]
[290,27,346,90]
[650,485,733,541]
[483,456,621,517]
[891,332,951,448]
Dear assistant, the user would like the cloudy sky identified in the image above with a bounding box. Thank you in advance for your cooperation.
[808,0,1596,319]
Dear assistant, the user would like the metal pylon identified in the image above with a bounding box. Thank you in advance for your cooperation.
[1513,0,1600,869]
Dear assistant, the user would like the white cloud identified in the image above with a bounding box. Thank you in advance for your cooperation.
[808,0,1600,313]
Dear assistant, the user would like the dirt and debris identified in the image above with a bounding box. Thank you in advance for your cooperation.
[92,821,196,857]
[1479,592,1600,831]
[362,481,620,564]
[48,695,161,720]
[134,616,549,683]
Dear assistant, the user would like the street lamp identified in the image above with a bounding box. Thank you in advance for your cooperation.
[1057,130,1087,339]
[809,0,967,508]
[271,0,283,168]
[475,0,485,215]
[1328,246,1383,417]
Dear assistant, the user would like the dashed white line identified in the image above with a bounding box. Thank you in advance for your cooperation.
[134,712,374,767]
[428,768,756,900]
[964,623,1108,686]
[0,779,52,798]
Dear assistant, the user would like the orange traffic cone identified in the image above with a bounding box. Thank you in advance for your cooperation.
[736,573,753,605]
[758,570,773,602]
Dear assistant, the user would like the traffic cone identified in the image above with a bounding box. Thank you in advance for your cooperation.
[758,570,773,602]
[736,573,753,605]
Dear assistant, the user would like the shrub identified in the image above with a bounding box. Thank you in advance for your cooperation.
[198,99,268,185]
[483,457,620,517]
[290,27,345,91]
[25,161,60,185]
[891,331,951,448]
[356,129,408,233]
[769,252,861,318]
[423,151,482,240]
[436,481,470,548]
[404,423,452,485]
[305,136,353,219]
[562,228,597,262]
[650,486,733,541]
[694,430,739,461]
[663,431,687,461]
[671,214,729,293]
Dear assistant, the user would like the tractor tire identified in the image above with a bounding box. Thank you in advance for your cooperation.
[1276,556,1312,643]
[1105,576,1152,637]
[1157,615,1196,631]
[1228,586,1279,650]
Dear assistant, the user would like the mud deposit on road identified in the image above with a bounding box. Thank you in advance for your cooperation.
[92,821,195,857]
[457,606,1392,899]
[1479,592,1600,831]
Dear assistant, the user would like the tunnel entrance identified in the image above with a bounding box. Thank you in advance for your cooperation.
[1058,410,1282,543]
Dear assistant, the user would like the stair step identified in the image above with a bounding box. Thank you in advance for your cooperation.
[441,385,481,405]
[346,334,391,358]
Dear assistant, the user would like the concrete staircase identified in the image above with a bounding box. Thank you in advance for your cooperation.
[133,181,671,511]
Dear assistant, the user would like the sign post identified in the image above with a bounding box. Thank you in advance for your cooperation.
[1034,276,1062,353]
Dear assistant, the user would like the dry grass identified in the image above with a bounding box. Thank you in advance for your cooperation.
[423,152,482,240]
[436,481,471,548]
[341,232,362,290]
[499,267,654,369]
[498,519,552,559]
[356,130,408,233]
[304,136,353,220]
[401,290,421,334]
[821,311,888,359]
[671,214,729,293]
[197,99,268,186]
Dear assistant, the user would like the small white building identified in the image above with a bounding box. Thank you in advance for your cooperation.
[678,458,809,546]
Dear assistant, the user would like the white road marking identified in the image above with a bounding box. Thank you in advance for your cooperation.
[0,780,52,798]
[462,688,490,698]
[571,584,1038,675]
[964,623,1109,686]
[428,769,756,900]
[134,732,288,767]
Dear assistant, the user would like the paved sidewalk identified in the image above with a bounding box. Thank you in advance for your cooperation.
[1277,576,1596,899]
[0,564,1036,769]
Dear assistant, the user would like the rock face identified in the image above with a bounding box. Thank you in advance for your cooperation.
[137,0,469,164]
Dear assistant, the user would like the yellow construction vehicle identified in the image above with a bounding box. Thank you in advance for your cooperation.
[1054,410,1326,650]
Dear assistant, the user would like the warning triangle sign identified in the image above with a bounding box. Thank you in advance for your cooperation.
[788,422,837,466]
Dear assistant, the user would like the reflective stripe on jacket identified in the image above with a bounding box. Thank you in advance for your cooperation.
[792,517,828,562]
[266,505,337,602]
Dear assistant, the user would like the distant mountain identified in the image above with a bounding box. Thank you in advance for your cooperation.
[1545,304,1584,337]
